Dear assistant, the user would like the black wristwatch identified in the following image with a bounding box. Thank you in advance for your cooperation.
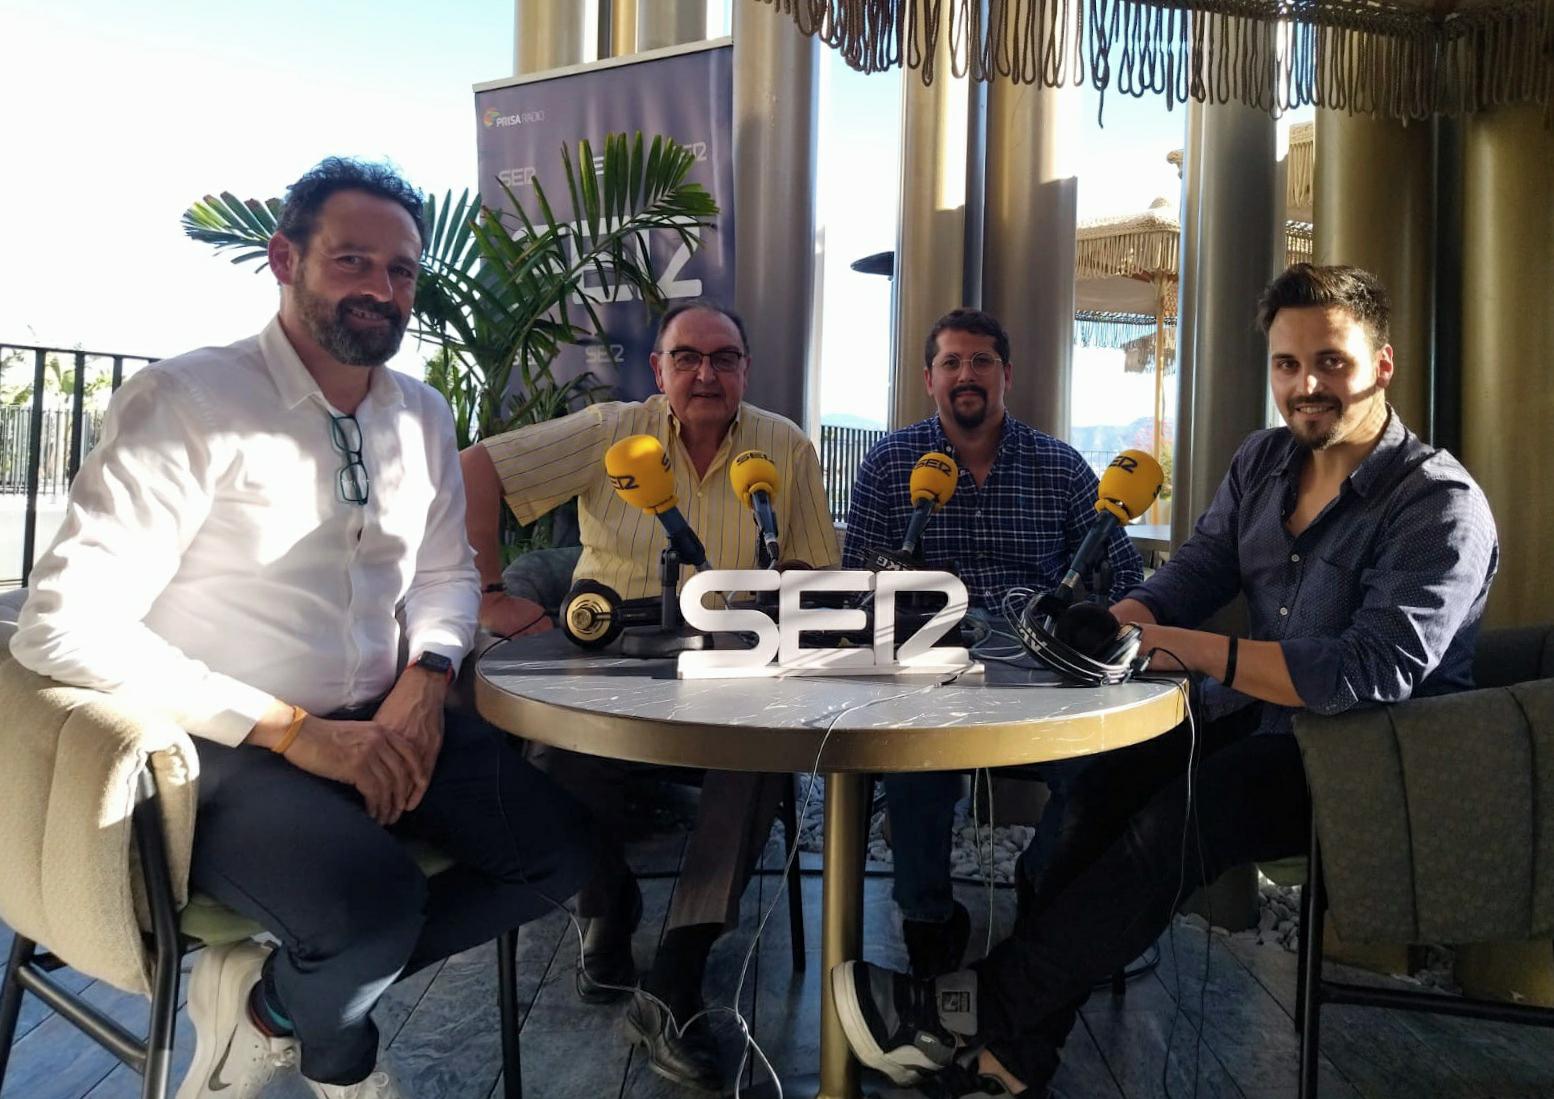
[411,651,456,682]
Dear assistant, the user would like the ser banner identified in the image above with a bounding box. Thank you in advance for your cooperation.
[473,41,734,401]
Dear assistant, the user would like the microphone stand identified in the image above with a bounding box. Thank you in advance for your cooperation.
[620,545,710,658]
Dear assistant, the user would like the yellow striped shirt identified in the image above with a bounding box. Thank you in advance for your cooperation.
[482,395,840,600]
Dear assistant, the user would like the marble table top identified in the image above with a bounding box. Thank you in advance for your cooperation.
[475,630,1186,774]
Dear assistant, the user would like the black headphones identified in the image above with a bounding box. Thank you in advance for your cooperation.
[559,580,662,649]
[1011,595,1144,685]
[560,579,624,649]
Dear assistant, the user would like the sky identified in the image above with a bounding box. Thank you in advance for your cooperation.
[1,0,514,368]
[3,0,1216,434]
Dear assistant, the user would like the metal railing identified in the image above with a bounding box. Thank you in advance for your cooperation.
[0,344,157,585]
[0,408,106,496]
[818,424,885,523]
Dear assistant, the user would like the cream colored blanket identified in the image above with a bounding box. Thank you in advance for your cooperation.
[0,650,198,996]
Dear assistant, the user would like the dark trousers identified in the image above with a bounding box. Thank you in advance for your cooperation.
[190,710,593,1085]
[971,705,1311,1089]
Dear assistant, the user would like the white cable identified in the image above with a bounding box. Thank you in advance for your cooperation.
[722,678,957,1097]
[974,767,996,956]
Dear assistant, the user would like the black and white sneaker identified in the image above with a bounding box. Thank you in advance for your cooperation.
[829,961,979,1086]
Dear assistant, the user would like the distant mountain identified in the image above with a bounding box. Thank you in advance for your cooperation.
[1069,417,1161,456]
[822,412,886,431]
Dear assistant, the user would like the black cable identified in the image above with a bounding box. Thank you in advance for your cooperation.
[475,611,551,662]
[1135,648,1206,1099]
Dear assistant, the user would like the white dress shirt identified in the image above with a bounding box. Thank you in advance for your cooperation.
[11,318,479,745]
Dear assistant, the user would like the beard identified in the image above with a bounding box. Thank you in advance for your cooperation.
[294,270,408,367]
[949,383,989,430]
[1285,396,1347,450]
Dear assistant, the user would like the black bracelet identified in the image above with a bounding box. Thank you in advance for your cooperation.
[1224,634,1239,688]
[482,582,506,594]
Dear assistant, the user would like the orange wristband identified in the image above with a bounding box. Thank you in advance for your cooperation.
[272,705,306,755]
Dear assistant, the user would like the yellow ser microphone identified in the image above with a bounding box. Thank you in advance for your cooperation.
[899,452,959,555]
[604,434,709,569]
[1055,448,1164,598]
[729,450,782,566]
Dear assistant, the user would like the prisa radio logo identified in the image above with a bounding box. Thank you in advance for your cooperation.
[483,107,545,128]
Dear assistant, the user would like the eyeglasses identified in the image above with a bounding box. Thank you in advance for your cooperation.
[329,412,369,506]
[664,347,746,374]
[931,353,1004,375]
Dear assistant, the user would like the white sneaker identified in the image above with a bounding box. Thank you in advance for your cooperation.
[176,942,299,1099]
[305,1067,407,1098]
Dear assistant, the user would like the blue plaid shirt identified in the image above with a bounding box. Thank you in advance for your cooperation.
[842,414,1145,613]
[1128,409,1499,736]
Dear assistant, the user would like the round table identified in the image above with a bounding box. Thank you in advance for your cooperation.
[475,631,1186,1099]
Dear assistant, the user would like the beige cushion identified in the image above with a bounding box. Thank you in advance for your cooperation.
[0,656,198,996]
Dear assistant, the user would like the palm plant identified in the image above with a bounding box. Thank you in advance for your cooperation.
[182,133,719,449]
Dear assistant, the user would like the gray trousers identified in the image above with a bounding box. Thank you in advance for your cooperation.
[526,742,786,930]
[190,711,593,1085]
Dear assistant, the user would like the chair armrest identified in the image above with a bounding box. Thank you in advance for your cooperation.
[0,656,199,995]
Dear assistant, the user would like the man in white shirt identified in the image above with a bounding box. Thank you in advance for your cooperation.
[11,158,591,1099]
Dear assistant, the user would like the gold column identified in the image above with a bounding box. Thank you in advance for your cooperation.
[733,1,818,428]
[1174,95,1278,538]
[1313,109,1432,436]
[636,0,707,51]
[982,81,1078,438]
[890,58,973,428]
[1461,103,1554,629]
[513,0,591,74]
[607,0,638,56]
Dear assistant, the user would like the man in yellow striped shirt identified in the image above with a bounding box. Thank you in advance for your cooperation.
[460,300,838,1090]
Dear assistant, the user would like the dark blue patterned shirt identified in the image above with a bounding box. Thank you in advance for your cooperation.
[1127,409,1499,735]
[842,414,1145,613]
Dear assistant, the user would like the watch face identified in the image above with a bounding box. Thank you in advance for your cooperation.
[416,652,454,675]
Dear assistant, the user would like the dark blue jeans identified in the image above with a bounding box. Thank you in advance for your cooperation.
[190,709,593,1085]
[884,756,1092,923]
[970,705,1310,1090]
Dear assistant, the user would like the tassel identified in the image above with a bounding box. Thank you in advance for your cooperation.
[747,0,1554,126]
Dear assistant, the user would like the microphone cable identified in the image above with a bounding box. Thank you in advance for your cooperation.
[1134,649,1208,1099]
[527,677,958,1099]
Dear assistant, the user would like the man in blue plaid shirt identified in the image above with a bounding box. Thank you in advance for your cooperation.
[842,307,1144,978]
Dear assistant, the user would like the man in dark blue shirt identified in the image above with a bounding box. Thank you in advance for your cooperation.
[844,308,1145,980]
[830,266,1499,1099]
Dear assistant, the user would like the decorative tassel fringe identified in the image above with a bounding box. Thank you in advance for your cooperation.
[1287,120,1314,211]
[1076,309,1172,352]
[754,0,1554,125]
[1075,225,1179,281]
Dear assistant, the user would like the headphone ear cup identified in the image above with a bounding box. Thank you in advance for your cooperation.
[561,579,625,649]
[1099,623,1142,666]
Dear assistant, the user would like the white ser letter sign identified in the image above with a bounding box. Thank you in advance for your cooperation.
[676,569,984,679]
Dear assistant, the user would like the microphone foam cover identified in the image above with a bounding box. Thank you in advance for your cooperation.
[604,434,677,514]
[909,452,959,508]
[1097,449,1164,523]
[729,449,780,507]
[1053,602,1122,658]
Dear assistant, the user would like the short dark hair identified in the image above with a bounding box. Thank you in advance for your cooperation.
[276,158,427,252]
[1257,263,1391,348]
[924,308,1012,369]
[654,298,751,355]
